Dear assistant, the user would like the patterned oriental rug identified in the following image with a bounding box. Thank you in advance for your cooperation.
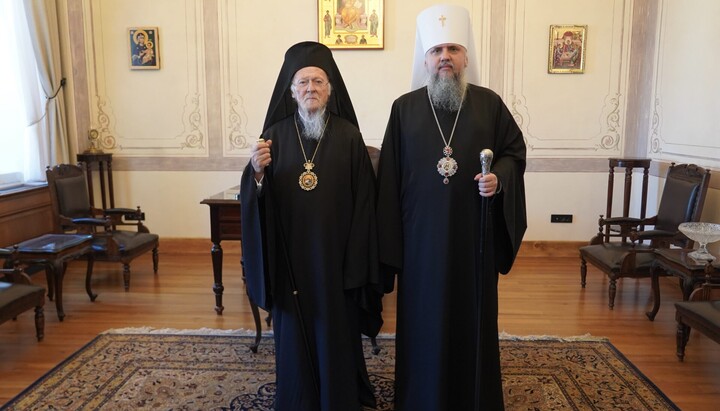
[2,329,679,411]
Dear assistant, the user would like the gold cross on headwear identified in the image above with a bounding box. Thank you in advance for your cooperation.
[439,15,446,27]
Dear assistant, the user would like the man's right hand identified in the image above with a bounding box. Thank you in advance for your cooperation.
[251,139,273,180]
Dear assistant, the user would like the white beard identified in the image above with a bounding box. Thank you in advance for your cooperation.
[298,108,327,141]
[427,71,467,112]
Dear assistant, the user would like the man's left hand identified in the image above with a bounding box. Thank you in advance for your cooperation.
[474,172,498,197]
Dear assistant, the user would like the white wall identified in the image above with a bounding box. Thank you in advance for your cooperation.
[110,170,237,238]
[119,168,720,244]
[64,0,720,243]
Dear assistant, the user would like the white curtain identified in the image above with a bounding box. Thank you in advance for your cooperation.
[21,0,70,180]
[0,0,42,180]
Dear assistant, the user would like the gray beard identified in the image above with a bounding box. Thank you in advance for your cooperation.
[427,72,467,112]
[298,108,327,141]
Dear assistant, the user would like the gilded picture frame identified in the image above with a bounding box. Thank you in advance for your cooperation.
[548,25,586,74]
[129,27,160,70]
[318,0,384,50]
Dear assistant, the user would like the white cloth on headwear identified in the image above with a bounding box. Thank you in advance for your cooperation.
[410,4,480,90]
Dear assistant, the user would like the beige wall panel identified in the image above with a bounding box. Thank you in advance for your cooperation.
[505,0,632,158]
[111,170,239,238]
[218,1,252,156]
[213,0,488,151]
[217,0,287,157]
[649,0,720,169]
[83,0,208,157]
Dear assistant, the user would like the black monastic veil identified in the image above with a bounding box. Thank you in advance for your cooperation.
[240,41,382,411]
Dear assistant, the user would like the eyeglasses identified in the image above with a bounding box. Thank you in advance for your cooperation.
[293,78,329,89]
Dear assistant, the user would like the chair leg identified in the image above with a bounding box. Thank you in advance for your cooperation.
[85,257,97,302]
[580,258,587,288]
[123,263,131,291]
[646,270,661,321]
[35,305,45,342]
[676,321,690,361]
[152,247,159,274]
[608,278,617,309]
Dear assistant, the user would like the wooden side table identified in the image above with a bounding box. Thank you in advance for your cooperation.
[77,153,114,209]
[201,186,263,352]
[646,248,720,320]
[674,265,720,361]
[10,234,93,321]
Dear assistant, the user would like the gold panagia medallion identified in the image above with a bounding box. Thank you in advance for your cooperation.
[295,116,328,192]
[299,170,318,191]
[299,161,318,191]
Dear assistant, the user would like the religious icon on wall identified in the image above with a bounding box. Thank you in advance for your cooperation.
[548,25,586,74]
[129,27,160,70]
[318,0,384,49]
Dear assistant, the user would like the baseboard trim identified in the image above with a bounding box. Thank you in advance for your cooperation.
[159,238,584,258]
[160,238,241,255]
[518,241,585,258]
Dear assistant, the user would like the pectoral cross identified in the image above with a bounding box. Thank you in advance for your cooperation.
[439,15,447,27]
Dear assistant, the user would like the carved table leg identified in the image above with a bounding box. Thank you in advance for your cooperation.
[53,261,66,321]
[85,257,97,302]
[211,242,224,315]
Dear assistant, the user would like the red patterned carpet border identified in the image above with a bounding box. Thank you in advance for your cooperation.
[2,333,679,410]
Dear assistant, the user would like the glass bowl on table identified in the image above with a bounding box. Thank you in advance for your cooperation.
[678,222,720,262]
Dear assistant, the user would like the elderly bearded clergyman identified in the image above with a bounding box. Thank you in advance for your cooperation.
[240,41,382,411]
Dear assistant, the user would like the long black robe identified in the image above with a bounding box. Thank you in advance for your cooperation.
[376,85,527,411]
[240,113,381,411]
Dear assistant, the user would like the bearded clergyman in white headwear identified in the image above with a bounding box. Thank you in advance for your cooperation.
[376,4,527,410]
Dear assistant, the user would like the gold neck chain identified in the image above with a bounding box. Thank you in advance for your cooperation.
[294,113,329,191]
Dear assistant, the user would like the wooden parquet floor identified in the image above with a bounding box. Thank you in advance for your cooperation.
[1,251,718,410]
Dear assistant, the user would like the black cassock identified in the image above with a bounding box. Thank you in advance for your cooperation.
[377,85,527,411]
[240,113,381,411]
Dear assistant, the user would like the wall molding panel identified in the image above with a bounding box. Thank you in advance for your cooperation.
[218,0,254,157]
[83,0,208,157]
[648,0,720,169]
[504,0,632,158]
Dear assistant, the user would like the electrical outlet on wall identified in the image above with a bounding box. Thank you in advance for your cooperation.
[551,214,573,223]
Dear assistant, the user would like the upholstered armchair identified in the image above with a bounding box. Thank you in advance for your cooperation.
[579,163,711,309]
[46,163,159,293]
[0,248,45,341]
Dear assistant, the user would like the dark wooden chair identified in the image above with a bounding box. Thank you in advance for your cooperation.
[675,265,720,361]
[46,163,159,293]
[0,249,45,341]
[579,163,711,309]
